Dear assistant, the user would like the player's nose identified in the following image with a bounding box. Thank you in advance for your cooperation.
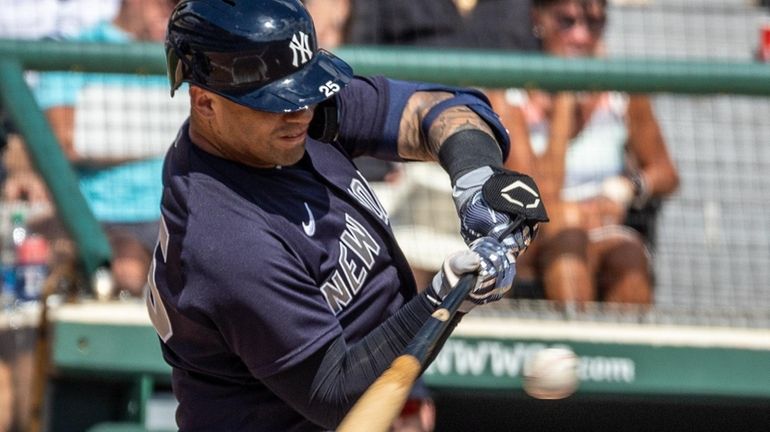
[283,105,316,124]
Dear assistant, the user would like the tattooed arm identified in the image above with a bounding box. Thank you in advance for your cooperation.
[396,90,548,257]
[397,92,497,162]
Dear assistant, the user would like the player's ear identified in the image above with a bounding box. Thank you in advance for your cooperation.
[190,86,216,119]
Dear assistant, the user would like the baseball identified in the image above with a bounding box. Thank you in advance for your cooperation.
[523,347,580,400]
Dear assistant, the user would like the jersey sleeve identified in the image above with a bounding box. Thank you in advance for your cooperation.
[335,75,420,160]
[183,183,341,378]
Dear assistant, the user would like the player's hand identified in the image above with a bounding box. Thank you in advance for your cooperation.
[452,167,549,256]
[459,192,536,256]
[428,236,515,313]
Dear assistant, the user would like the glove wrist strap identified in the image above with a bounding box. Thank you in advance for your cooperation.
[481,168,550,225]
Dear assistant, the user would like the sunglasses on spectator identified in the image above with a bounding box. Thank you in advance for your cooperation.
[554,13,606,35]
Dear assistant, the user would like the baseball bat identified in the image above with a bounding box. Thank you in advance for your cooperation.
[337,274,476,432]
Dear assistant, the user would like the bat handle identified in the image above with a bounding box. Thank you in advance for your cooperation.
[337,275,477,432]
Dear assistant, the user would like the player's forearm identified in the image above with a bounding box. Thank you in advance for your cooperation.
[396,91,500,164]
[261,291,438,429]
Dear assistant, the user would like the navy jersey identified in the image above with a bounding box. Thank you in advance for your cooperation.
[147,76,420,431]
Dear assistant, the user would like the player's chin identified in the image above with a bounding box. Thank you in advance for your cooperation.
[273,138,307,166]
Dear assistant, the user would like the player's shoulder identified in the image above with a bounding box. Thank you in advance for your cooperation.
[339,75,385,101]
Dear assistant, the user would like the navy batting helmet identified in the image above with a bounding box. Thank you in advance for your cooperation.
[165,0,353,112]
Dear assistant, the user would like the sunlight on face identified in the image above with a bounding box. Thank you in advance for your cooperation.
[207,94,316,168]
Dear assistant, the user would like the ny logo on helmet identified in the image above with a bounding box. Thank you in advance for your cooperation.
[501,180,541,209]
[290,32,313,67]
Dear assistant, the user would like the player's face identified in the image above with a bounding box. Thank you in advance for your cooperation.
[207,93,315,168]
[534,0,606,57]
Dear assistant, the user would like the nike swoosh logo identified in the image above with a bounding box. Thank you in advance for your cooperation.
[302,202,316,236]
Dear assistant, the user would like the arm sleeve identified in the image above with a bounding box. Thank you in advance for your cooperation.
[336,76,420,160]
[261,291,438,429]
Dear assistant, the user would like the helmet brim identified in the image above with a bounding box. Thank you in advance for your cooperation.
[222,50,353,113]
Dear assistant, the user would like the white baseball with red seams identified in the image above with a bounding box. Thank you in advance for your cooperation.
[523,347,580,399]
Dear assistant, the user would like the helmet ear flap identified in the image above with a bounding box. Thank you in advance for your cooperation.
[166,48,182,96]
[308,96,339,143]
[173,59,186,95]
[166,38,195,96]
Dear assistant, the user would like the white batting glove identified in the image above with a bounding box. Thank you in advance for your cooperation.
[428,237,515,313]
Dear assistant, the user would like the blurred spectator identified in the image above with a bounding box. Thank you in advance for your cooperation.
[0,0,59,40]
[55,0,121,37]
[456,0,539,50]
[30,0,178,298]
[1,137,50,205]
[0,0,118,39]
[303,0,352,50]
[347,0,537,51]
[0,358,9,432]
[492,0,679,306]
[1,0,120,202]
[347,0,463,47]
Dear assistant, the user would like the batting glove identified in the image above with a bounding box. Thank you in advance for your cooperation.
[452,167,549,256]
[428,236,515,313]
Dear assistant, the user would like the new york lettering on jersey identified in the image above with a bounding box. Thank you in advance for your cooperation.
[301,139,407,314]
[320,213,381,314]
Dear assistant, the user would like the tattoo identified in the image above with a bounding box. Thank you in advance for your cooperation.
[397,92,496,161]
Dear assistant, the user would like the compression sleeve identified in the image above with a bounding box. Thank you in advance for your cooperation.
[260,290,439,429]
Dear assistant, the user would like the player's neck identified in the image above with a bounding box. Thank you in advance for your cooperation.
[188,120,228,161]
[188,121,290,169]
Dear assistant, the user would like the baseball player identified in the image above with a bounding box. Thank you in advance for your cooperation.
[146,1,548,431]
